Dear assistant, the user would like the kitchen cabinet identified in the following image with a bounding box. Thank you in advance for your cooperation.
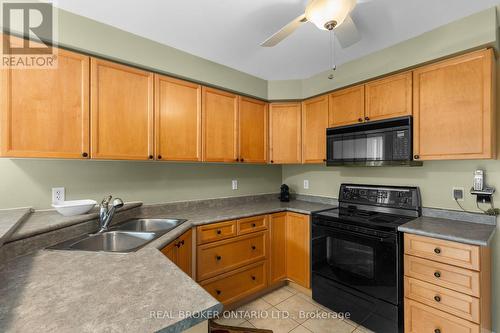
[91,58,154,160]
[412,49,495,160]
[269,102,302,164]
[0,48,90,158]
[155,75,201,161]
[202,87,239,162]
[328,85,365,127]
[302,95,329,164]
[161,229,193,277]
[286,212,310,288]
[403,233,491,333]
[365,72,412,121]
[269,212,287,284]
[239,97,268,163]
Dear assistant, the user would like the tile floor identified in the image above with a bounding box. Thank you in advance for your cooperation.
[215,286,374,333]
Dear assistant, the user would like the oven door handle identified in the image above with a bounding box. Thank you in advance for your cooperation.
[319,226,396,243]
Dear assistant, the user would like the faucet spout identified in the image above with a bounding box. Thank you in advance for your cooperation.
[98,196,124,233]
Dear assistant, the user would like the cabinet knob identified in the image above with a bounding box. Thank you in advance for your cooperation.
[216,289,221,295]
[434,271,441,278]
[251,223,256,228]
[364,116,370,121]
[270,160,274,164]
[251,275,256,281]
[434,295,441,302]
[235,158,240,162]
[148,155,154,160]
[240,158,245,162]
[157,155,162,160]
[216,229,222,235]
[434,329,441,333]
[180,240,185,246]
[251,245,256,250]
[414,154,420,160]
[82,152,88,158]
[216,255,222,261]
[175,242,181,248]
[358,118,363,122]
[434,247,441,254]
[323,159,327,162]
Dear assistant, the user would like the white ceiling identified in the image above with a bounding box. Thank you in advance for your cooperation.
[56,0,500,80]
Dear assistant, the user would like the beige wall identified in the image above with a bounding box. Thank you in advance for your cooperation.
[0,159,281,209]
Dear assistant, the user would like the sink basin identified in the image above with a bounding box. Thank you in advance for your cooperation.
[112,218,185,233]
[68,231,156,252]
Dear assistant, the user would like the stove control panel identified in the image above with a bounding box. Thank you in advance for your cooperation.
[340,184,420,210]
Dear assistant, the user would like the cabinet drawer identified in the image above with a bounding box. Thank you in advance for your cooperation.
[197,231,267,281]
[405,234,480,270]
[405,255,480,297]
[405,277,480,323]
[237,215,268,235]
[197,220,236,245]
[405,299,479,333]
[200,261,267,305]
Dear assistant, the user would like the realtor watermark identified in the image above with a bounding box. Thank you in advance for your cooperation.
[1,0,58,68]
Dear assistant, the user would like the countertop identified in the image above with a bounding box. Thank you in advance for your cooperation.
[0,197,335,333]
[398,216,496,246]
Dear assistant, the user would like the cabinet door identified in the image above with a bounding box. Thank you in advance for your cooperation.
[91,58,153,160]
[176,229,193,277]
[239,97,268,163]
[328,85,365,127]
[302,95,329,164]
[286,213,310,288]
[1,48,90,158]
[202,87,238,162]
[161,241,177,263]
[155,75,201,161]
[269,103,301,164]
[269,213,287,284]
[365,72,412,121]
[413,49,495,160]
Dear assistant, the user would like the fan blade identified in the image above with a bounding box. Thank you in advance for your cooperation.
[335,15,361,48]
[260,14,307,47]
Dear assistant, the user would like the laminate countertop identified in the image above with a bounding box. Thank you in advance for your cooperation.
[0,197,335,333]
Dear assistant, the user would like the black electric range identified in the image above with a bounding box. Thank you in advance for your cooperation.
[311,184,421,333]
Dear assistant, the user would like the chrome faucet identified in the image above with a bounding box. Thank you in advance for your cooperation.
[98,195,124,233]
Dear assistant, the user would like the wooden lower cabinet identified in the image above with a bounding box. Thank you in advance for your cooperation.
[161,229,192,277]
[269,212,287,284]
[286,212,310,288]
[403,234,491,333]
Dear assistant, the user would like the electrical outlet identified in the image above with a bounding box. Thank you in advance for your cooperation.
[303,180,309,190]
[452,187,464,201]
[52,187,65,204]
[232,180,238,190]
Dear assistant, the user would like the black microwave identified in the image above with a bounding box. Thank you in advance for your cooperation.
[326,116,421,166]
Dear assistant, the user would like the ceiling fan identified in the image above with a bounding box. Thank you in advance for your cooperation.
[260,0,366,48]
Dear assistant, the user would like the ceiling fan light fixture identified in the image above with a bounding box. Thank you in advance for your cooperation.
[305,0,356,31]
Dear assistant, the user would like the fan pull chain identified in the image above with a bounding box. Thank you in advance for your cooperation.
[328,29,336,80]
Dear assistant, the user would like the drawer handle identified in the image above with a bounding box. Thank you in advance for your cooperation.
[216,290,221,295]
[216,230,222,235]
[434,271,441,278]
[251,245,256,250]
[251,275,256,281]
[434,295,441,302]
[434,329,441,333]
[252,223,256,227]
[434,247,441,254]
[216,255,222,261]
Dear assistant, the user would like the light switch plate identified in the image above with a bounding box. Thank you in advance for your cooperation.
[303,180,309,190]
[232,180,238,190]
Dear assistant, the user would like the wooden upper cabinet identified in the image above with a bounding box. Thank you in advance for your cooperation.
[239,97,268,163]
[269,102,302,164]
[0,48,90,158]
[302,95,329,164]
[413,49,495,160]
[365,72,412,121]
[155,75,201,161]
[91,58,153,160]
[328,85,365,127]
[202,87,238,162]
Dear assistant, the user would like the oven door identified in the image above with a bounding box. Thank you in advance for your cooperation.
[312,221,399,305]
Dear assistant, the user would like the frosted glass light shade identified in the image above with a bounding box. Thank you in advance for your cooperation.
[305,0,356,30]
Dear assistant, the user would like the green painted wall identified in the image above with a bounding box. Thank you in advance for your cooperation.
[0,159,281,209]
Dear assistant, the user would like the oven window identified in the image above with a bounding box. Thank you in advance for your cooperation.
[327,237,374,279]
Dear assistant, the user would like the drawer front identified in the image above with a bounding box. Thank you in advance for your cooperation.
[197,220,236,245]
[200,261,267,305]
[405,277,480,323]
[405,234,480,270]
[197,231,267,281]
[237,215,268,235]
[405,299,479,333]
[405,255,480,297]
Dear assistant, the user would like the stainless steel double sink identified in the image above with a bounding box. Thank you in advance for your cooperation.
[49,218,186,253]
